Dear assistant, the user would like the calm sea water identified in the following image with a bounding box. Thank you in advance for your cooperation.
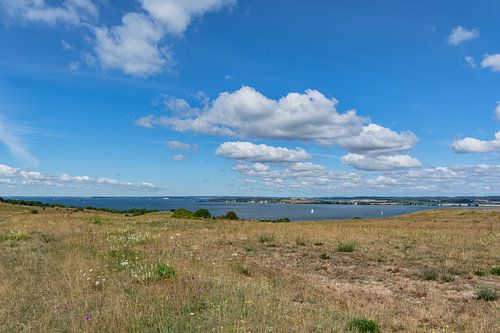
[8,196,444,221]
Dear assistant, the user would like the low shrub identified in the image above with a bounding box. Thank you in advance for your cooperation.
[319,253,331,260]
[0,230,30,241]
[489,266,500,276]
[475,285,498,301]
[193,208,211,219]
[422,268,438,281]
[224,211,239,220]
[441,274,455,282]
[232,261,250,276]
[172,208,194,219]
[337,242,356,253]
[30,209,39,214]
[346,318,380,333]
[154,263,176,280]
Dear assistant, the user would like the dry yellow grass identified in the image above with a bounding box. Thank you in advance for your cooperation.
[0,203,498,332]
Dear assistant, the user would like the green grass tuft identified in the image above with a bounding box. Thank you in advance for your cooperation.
[337,242,356,253]
[153,263,176,280]
[475,285,498,301]
[346,317,380,333]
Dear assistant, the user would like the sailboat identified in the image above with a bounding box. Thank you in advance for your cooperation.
[311,208,314,214]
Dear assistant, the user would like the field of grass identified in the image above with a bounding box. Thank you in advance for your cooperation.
[0,203,498,332]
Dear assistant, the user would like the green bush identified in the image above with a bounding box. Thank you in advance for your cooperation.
[172,208,194,219]
[422,268,438,281]
[193,208,211,219]
[224,211,239,220]
[441,274,455,282]
[0,230,30,242]
[319,253,331,260]
[475,285,498,301]
[232,261,250,276]
[154,263,176,280]
[346,318,380,333]
[489,266,500,276]
[30,209,39,214]
[337,242,356,253]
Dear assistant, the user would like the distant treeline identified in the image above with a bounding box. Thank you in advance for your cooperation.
[170,208,291,222]
[0,197,158,216]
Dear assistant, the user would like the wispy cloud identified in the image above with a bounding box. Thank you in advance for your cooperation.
[0,116,39,167]
[464,56,476,68]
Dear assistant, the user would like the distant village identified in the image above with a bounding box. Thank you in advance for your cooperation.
[203,196,500,207]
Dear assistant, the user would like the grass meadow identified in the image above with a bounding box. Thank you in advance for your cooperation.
[0,203,498,332]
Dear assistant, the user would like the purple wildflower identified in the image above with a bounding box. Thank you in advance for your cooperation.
[84,315,92,321]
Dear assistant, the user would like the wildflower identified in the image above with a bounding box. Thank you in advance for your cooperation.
[95,281,100,286]
[63,304,69,310]
[197,287,204,293]
[89,269,93,272]
[120,260,129,267]
[189,312,195,316]
[176,233,181,236]
[84,315,92,321]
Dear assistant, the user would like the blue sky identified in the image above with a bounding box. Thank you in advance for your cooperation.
[0,0,499,196]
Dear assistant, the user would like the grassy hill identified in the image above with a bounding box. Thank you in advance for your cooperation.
[0,203,498,332]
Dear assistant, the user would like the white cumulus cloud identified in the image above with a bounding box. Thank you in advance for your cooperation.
[452,131,500,153]
[0,163,156,190]
[216,141,311,163]
[481,54,500,72]
[93,0,234,76]
[141,0,235,35]
[341,153,421,171]
[0,164,18,176]
[94,13,168,77]
[141,86,366,141]
[332,124,419,154]
[448,26,479,45]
